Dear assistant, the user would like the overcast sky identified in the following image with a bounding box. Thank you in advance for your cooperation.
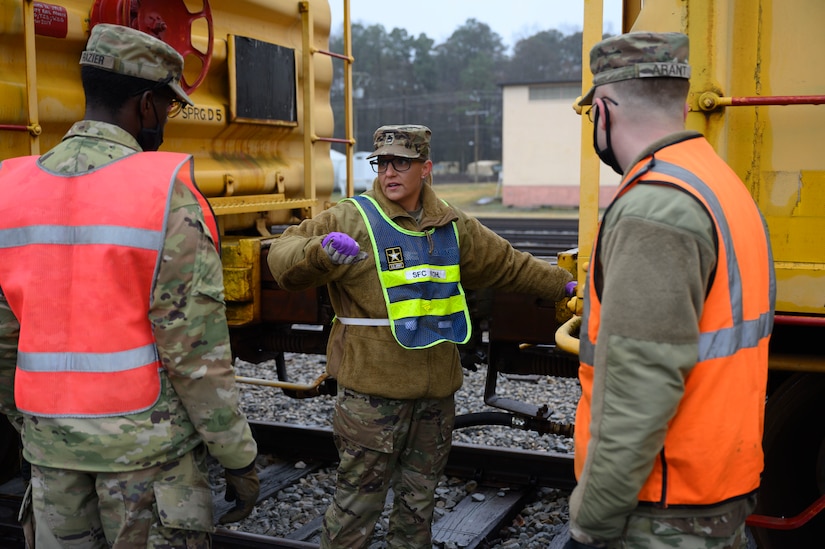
[328,1,623,52]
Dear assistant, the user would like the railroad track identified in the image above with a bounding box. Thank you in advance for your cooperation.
[274,217,580,259]
[0,421,574,549]
[476,217,579,258]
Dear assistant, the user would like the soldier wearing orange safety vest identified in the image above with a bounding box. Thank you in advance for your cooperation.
[0,24,258,547]
[564,32,775,549]
[0,152,215,418]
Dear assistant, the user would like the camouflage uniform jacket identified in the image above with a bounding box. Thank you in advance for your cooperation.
[267,179,573,400]
[0,120,257,472]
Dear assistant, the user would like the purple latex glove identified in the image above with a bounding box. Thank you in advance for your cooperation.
[322,232,362,264]
[565,280,578,297]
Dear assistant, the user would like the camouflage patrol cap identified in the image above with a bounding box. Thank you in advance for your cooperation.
[579,32,690,105]
[367,125,431,160]
[80,23,193,105]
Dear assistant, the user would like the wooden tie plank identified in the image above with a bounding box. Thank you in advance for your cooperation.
[432,486,530,547]
[286,515,323,541]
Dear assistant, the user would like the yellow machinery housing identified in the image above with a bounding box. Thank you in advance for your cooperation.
[0,0,345,327]
[1,0,824,545]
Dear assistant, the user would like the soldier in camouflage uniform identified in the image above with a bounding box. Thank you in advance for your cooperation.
[268,125,576,548]
[564,32,773,549]
[0,24,259,547]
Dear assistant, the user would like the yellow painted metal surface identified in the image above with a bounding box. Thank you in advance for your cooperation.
[556,248,579,327]
[0,0,338,327]
[573,1,825,377]
[222,236,262,325]
[576,0,607,293]
[623,0,825,317]
[0,0,336,231]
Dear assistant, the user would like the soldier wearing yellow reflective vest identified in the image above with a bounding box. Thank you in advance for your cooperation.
[267,124,575,549]
[344,193,471,349]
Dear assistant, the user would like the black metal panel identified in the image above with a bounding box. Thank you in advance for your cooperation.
[231,36,297,124]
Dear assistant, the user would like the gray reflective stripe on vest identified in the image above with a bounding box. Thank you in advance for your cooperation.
[337,317,391,326]
[654,161,775,360]
[580,288,595,364]
[17,343,159,373]
[0,225,163,250]
[580,160,775,364]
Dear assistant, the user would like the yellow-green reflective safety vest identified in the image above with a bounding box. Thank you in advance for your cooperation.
[346,195,471,349]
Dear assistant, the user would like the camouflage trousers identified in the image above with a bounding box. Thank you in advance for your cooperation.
[613,495,756,549]
[31,445,214,548]
[321,388,455,549]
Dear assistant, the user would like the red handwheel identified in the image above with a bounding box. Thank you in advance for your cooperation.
[89,0,213,93]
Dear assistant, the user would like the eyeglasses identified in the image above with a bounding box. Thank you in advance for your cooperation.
[370,157,414,173]
[134,77,185,119]
[585,96,619,122]
[166,97,185,118]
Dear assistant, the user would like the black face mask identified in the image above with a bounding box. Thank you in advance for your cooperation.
[592,100,623,175]
[136,100,164,152]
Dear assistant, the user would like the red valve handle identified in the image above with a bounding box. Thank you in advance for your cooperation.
[89,0,213,93]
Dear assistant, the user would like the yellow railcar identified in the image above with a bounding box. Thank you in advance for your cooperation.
[0,0,349,327]
[1,1,823,546]
[0,0,351,501]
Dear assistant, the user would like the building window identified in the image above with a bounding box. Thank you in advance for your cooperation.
[529,84,580,101]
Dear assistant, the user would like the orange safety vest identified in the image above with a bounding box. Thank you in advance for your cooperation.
[0,152,218,417]
[576,136,775,507]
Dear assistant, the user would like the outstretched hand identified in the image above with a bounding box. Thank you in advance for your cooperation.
[323,232,368,265]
